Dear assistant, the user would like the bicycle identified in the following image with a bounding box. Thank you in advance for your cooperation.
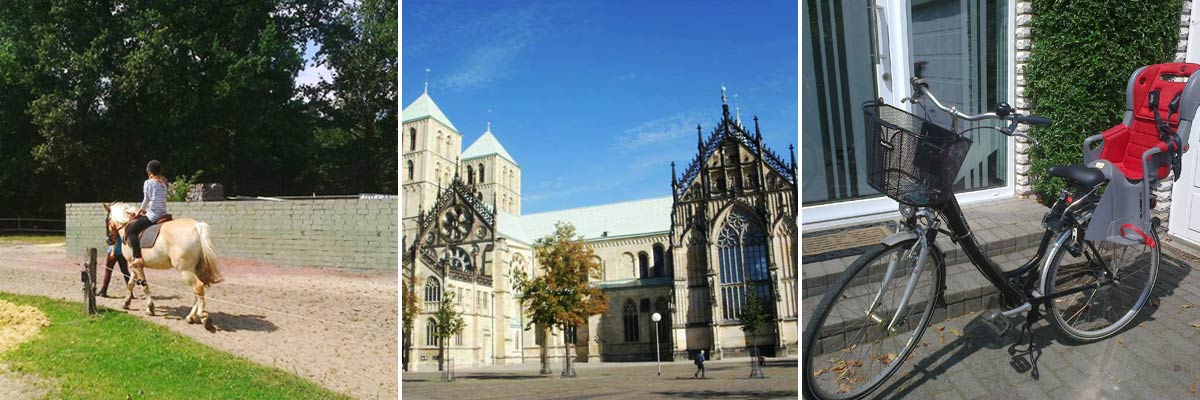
[801,67,1167,399]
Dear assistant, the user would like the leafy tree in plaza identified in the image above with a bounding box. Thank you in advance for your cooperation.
[514,222,609,377]
[401,272,421,372]
[739,288,766,357]
[433,291,465,372]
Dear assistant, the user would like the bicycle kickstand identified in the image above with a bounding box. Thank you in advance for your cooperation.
[1007,307,1043,377]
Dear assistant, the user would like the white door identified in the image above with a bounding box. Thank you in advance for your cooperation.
[1168,14,1200,245]
[802,0,1014,225]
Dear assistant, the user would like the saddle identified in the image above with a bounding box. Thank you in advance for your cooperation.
[134,214,173,248]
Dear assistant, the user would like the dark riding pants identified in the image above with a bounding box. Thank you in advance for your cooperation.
[126,216,153,258]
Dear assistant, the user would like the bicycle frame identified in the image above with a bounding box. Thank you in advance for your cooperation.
[886,188,1122,323]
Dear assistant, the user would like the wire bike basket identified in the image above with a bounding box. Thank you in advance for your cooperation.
[864,101,972,206]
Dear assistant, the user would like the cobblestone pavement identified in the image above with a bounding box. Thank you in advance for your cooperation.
[403,357,798,400]
[850,248,1200,399]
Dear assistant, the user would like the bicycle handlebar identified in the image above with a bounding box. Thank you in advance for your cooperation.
[909,74,1050,145]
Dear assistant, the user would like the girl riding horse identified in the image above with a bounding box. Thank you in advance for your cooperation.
[126,160,169,270]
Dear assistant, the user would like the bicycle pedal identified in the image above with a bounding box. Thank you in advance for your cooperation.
[982,310,1014,338]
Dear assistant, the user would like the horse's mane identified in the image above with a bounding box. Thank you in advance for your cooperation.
[108,202,136,226]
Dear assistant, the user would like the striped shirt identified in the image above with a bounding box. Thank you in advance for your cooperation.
[141,179,169,221]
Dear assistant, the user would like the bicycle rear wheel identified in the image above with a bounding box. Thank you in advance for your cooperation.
[802,238,944,400]
[1043,226,1159,343]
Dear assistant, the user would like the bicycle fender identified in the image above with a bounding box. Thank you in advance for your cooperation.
[881,230,919,247]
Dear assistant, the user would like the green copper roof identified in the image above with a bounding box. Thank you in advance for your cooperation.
[462,128,518,165]
[402,92,457,132]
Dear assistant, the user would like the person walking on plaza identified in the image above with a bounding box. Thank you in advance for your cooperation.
[693,350,706,379]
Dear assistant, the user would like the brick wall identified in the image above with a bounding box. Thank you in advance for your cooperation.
[1015,0,1194,225]
[66,199,398,271]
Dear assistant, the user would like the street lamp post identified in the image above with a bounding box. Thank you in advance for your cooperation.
[652,312,662,376]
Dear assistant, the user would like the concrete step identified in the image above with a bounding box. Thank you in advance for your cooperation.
[802,197,1049,301]
[802,246,1040,353]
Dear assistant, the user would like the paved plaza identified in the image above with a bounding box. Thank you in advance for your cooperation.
[849,245,1200,399]
[403,356,798,399]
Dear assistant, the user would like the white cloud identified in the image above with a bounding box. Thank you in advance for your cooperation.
[617,111,708,149]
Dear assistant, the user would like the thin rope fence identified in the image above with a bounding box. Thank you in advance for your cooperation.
[0,255,394,334]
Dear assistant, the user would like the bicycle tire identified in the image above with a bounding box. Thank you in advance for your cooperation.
[802,238,945,400]
[1042,227,1159,343]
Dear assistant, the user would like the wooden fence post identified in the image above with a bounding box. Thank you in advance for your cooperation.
[83,248,97,315]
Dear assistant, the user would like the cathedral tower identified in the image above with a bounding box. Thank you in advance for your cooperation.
[462,124,521,215]
[402,87,463,246]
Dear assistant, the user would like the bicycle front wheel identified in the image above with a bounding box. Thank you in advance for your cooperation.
[1043,226,1159,343]
[802,238,944,400]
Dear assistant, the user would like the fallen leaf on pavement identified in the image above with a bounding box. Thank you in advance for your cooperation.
[936,325,945,331]
[949,328,962,337]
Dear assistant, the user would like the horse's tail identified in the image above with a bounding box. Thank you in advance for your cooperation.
[194,222,224,285]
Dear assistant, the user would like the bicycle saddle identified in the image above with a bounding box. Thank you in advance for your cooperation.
[1047,164,1105,192]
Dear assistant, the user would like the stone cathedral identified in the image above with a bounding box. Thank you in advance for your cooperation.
[401,86,797,371]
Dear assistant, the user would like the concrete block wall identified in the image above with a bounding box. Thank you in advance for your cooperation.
[66,199,398,271]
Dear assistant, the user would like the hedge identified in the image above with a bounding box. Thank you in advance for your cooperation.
[1026,0,1181,201]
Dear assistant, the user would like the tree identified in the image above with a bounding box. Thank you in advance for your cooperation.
[739,287,767,379]
[433,290,465,372]
[514,222,609,378]
[401,272,421,372]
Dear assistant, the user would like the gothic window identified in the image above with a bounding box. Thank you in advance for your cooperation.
[479,164,485,182]
[455,331,463,346]
[717,208,771,321]
[426,318,438,346]
[652,244,665,277]
[565,325,577,345]
[438,130,444,154]
[438,205,474,243]
[442,247,474,273]
[623,300,639,342]
[467,166,474,184]
[435,164,442,186]
[638,252,649,279]
[409,128,417,150]
[424,279,441,303]
[406,160,414,181]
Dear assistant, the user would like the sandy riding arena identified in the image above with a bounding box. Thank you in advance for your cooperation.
[0,242,397,400]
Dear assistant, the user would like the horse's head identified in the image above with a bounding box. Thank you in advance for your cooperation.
[103,202,136,233]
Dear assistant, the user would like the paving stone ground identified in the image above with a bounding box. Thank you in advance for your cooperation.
[844,246,1200,399]
[403,356,799,400]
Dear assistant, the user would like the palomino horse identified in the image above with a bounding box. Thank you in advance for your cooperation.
[104,203,223,329]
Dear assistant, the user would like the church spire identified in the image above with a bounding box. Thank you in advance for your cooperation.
[720,83,731,123]
[486,108,492,132]
[424,68,430,94]
[696,124,704,152]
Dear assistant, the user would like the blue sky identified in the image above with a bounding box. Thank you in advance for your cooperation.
[402,0,798,213]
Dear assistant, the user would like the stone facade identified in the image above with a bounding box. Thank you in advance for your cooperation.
[65,198,398,270]
[401,89,797,371]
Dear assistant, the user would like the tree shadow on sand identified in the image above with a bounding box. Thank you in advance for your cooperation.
[160,305,278,332]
